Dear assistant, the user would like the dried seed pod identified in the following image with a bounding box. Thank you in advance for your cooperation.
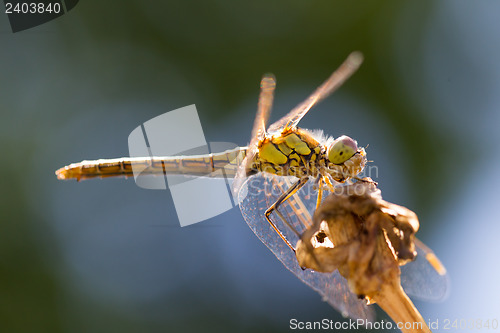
[296,180,432,333]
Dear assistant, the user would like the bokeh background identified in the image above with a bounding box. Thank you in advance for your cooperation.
[1,1,499,332]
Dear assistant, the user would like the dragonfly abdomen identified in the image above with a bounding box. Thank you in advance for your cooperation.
[55,147,247,181]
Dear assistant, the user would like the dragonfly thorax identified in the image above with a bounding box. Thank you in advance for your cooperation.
[250,128,366,182]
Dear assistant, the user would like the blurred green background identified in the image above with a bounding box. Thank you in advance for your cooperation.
[1,1,499,332]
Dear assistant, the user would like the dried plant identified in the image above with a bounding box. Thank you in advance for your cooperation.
[296,180,438,333]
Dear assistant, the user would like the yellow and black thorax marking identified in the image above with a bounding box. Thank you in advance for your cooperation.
[252,128,325,178]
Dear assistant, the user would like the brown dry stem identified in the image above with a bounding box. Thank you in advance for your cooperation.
[296,180,431,333]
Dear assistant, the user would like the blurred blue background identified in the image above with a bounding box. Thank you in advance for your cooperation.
[1,1,499,332]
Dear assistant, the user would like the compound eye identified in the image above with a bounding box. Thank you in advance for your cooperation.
[328,135,358,164]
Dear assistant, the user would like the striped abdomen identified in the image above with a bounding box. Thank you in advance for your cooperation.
[56,147,247,181]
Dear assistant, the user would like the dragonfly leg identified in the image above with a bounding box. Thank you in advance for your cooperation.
[314,175,324,210]
[353,176,378,186]
[322,173,337,191]
[264,177,309,251]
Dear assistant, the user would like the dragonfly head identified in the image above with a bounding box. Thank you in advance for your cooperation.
[325,135,366,181]
[327,135,358,164]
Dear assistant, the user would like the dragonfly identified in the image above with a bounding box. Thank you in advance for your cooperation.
[56,52,448,320]
[57,52,367,250]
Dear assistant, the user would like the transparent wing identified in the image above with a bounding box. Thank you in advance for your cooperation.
[252,74,276,143]
[232,74,276,199]
[400,238,450,301]
[267,52,363,134]
[238,173,374,321]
